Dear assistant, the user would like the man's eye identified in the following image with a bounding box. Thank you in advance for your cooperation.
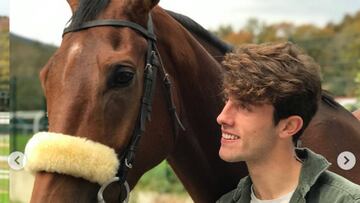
[237,102,252,112]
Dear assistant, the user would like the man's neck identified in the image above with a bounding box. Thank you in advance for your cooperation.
[247,144,302,200]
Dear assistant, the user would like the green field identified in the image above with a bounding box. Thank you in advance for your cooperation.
[0,136,8,155]
[1,134,33,203]
[135,161,186,194]
[9,134,30,152]
[0,135,9,203]
[0,179,9,203]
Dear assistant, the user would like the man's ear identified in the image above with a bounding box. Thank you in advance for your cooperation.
[278,115,303,139]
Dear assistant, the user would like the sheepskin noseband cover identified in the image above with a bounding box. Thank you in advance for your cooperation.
[24,132,120,185]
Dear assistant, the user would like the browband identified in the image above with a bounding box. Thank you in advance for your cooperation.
[63,19,156,41]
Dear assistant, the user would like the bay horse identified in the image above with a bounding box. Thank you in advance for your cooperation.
[30,0,360,202]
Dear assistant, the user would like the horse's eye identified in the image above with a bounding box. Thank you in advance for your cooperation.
[109,67,135,88]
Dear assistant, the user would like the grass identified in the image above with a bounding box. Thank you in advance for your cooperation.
[0,135,9,203]
[9,134,31,152]
[0,179,9,203]
[0,136,9,156]
[135,161,186,194]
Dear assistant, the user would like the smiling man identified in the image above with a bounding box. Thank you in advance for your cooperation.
[216,42,360,203]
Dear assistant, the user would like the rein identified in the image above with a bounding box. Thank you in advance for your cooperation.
[63,14,185,202]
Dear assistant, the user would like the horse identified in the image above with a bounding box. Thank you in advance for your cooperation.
[29,0,360,202]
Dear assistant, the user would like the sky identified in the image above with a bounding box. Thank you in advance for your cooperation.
[9,0,360,46]
[0,0,9,16]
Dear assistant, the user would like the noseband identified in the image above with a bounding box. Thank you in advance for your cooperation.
[63,14,185,202]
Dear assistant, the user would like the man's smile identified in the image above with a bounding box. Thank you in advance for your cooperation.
[221,132,240,140]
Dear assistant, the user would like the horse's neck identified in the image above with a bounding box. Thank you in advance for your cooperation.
[302,94,360,184]
[165,9,232,63]
[153,8,246,202]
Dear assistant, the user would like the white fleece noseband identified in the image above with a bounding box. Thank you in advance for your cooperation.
[25,132,120,185]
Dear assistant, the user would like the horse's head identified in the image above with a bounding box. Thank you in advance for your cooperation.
[30,0,179,202]
[43,0,160,148]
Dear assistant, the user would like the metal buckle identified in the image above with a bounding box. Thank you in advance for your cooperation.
[125,158,133,169]
[97,177,130,203]
[144,63,152,71]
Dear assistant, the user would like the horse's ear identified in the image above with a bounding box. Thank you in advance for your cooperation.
[66,0,79,13]
[127,0,160,14]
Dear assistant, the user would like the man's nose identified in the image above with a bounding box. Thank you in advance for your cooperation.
[217,101,234,127]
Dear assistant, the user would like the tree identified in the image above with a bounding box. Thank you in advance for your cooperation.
[0,17,9,91]
[212,10,360,97]
[223,31,253,45]
[320,11,360,96]
[213,24,234,39]
[11,34,57,110]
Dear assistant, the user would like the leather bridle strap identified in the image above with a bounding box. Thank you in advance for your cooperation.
[116,16,159,185]
[63,19,156,41]
[155,46,186,135]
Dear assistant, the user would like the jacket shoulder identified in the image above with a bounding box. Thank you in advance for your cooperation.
[309,170,360,202]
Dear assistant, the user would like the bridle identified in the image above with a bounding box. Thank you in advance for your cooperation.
[63,14,185,202]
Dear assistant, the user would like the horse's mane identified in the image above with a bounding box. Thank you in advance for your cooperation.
[68,0,109,28]
[321,91,341,109]
[165,10,233,55]
[67,2,232,54]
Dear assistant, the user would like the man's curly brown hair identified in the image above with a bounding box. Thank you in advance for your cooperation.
[222,42,322,144]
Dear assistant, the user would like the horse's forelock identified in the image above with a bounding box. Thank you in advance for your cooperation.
[68,0,160,29]
[69,0,110,28]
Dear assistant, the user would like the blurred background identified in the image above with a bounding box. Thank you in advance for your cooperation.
[1,0,360,202]
[0,0,9,201]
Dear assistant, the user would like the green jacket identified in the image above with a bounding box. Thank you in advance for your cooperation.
[217,148,360,203]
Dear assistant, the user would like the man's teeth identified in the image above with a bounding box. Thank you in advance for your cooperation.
[222,133,240,140]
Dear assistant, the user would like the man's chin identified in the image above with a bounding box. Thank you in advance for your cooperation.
[218,149,244,162]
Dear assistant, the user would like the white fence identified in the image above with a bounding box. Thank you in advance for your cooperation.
[0,111,46,135]
[0,112,9,125]
[11,111,45,134]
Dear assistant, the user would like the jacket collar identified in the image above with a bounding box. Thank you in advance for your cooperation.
[291,148,330,199]
[233,148,330,202]
[233,176,252,202]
